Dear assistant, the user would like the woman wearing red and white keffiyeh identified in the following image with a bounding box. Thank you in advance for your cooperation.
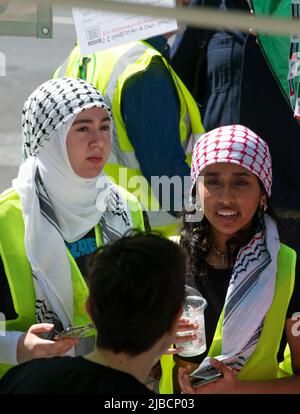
[176,124,300,393]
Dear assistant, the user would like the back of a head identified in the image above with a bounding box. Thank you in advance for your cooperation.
[87,232,186,355]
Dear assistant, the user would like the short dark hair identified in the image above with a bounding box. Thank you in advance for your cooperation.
[86,232,186,355]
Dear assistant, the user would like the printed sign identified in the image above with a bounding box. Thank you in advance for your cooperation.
[73,0,177,54]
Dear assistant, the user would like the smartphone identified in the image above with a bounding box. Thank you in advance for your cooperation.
[55,323,95,340]
[190,372,223,388]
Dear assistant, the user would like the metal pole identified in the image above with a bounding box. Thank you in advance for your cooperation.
[34,0,300,37]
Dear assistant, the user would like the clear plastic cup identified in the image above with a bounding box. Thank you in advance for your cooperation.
[177,286,207,357]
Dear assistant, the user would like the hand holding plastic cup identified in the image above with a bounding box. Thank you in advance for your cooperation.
[176,285,207,357]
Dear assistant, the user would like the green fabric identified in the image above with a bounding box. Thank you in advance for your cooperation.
[159,354,175,394]
[279,345,293,375]
[251,1,291,105]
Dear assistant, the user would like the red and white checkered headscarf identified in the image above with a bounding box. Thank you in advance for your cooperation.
[191,125,272,196]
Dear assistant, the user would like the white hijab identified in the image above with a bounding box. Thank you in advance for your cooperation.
[37,117,110,243]
[13,78,134,332]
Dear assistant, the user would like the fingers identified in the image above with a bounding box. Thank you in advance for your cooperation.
[38,338,79,358]
[28,323,54,334]
[175,332,197,344]
[178,366,196,394]
[178,366,188,391]
[165,347,184,355]
[17,326,80,363]
[177,317,191,326]
[177,319,199,332]
[175,319,198,343]
[172,320,198,355]
[209,358,234,378]
[50,337,79,354]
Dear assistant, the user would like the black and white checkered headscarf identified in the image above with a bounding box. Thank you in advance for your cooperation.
[13,78,136,340]
[22,77,112,160]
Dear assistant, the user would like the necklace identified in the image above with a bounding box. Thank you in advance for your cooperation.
[212,246,228,265]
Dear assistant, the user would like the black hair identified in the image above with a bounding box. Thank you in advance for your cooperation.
[86,231,186,355]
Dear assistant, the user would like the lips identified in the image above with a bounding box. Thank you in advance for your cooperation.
[216,209,239,225]
[87,156,103,165]
[217,210,238,217]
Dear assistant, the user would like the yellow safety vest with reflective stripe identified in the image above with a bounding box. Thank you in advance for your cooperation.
[160,243,296,393]
[54,41,204,236]
[0,187,144,378]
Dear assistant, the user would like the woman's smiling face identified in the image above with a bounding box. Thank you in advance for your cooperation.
[197,162,266,242]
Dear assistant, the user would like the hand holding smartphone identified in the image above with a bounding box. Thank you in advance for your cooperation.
[189,355,239,388]
[55,323,95,340]
[190,372,223,388]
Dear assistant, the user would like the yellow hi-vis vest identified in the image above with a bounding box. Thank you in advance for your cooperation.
[160,244,296,393]
[54,41,204,237]
[0,187,144,378]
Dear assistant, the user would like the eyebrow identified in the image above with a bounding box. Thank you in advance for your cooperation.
[73,116,111,125]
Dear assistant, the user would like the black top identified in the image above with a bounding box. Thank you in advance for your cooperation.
[181,262,300,365]
[0,356,154,394]
[64,228,96,277]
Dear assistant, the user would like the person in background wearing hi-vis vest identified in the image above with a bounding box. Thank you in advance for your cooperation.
[54,0,204,237]
[0,232,188,394]
[172,125,300,393]
[0,77,145,379]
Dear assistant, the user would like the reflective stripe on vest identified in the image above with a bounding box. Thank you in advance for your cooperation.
[56,41,204,235]
[159,244,296,393]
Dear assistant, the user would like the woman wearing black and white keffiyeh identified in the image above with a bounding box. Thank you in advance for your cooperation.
[0,77,144,373]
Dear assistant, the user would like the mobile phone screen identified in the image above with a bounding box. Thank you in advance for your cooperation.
[190,372,223,388]
[55,323,95,340]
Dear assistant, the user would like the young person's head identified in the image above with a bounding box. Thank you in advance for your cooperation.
[189,124,272,241]
[181,125,273,276]
[86,232,186,356]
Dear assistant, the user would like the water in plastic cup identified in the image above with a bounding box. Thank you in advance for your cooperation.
[177,295,207,357]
